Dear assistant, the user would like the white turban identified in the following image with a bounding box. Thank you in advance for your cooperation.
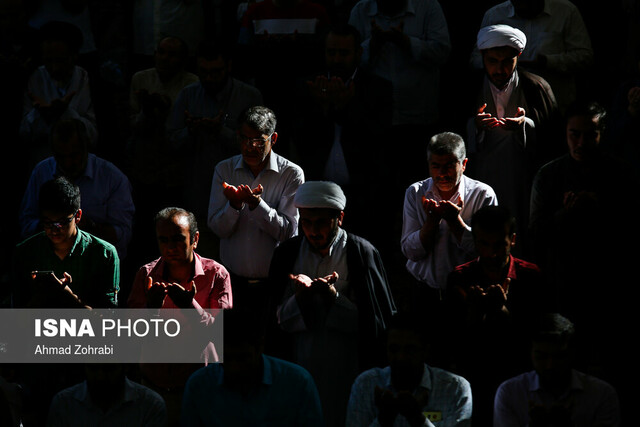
[477,24,527,52]
[294,181,346,210]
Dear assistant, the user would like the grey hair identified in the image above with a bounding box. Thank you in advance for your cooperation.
[427,132,467,162]
[240,106,277,135]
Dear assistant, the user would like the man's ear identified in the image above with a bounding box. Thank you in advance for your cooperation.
[192,231,200,248]
[75,209,83,223]
[270,132,278,146]
[337,210,345,227]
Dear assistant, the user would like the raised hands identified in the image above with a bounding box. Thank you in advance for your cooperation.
[463,277,511,316]
[28,90,77,123]
[307,75,356,111]
[475,103,527,131]
[289,272,338,301]
[222,181,263,210]
[422,195,464,223]
[145,277,197,309]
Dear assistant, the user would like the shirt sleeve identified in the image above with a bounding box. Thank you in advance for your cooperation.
[207,163,242,239]
[400,185,428,262]
[407,0,451,66]
[245,167,304,242]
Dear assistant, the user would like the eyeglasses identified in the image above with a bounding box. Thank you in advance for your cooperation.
[41,211,78,230]
[238,133,271,148]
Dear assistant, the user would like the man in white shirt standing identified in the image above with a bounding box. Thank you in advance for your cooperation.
[208,106,304,313]
[401,132,497,335]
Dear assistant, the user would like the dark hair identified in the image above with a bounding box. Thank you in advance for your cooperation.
[39,20,83,54]
[38,176,81,215]
[154,207,198,244]
[325,23,362,49]
[157,36,190,60]
[529,312,576,344]
[471,205,517,236]
[427,132,466,162]
[240,106,277,135]
[50,118,90,150]
[564,100,607,131]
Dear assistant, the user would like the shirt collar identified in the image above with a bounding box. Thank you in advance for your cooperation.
[530,369,583,394]
[233,151,279,175]
[73,378,135,406]
[385,363,432,393]
[54,153,96,181]
[508,0,551,18]
[365,0,414,18]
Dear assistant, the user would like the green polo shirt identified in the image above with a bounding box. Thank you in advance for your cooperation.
[12,229,120,308]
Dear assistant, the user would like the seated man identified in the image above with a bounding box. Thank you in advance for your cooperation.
[346,311,472,427]
[493,313,620,427]
[269,180,397,427]
[127,206,232,426]
[12,176,119,308]
[180,307,323,427]
[19,118,135,260]
[46,363,167,426]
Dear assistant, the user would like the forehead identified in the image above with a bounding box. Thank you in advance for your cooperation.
[156,215,190,234]
[41,209,73,220]
[428,152,460,165]
[566,114,598,130]
[325,33,356,51]
[482,46,519,61]
[299,208,338,221]
[239,123,268,137]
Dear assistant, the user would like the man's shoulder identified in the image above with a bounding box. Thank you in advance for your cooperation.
[462,174,496,195]
[273,152,305,178]
[354,366,389,387]
[345,232,379,255]
[511,256,541,273]
[231,78,262,97]
[90,154,130,181]
[429,365,471,389]
[196,253,230,276]
[77,230,119,258]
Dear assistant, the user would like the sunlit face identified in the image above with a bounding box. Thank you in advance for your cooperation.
[53,132,88,181]
[239,123,276,173]
[387,329,425,391]
[566,114,601,163]
[156,214,198,266]
[428,153,467,199]
[299,208,343,254]
[42,40,76,83]
[482,46,519,90]
[41,209,80,247]
[473,225,515,273]
[197,56,230,95]
[325,33,361,80]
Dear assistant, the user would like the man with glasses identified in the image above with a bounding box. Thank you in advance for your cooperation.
[208,106,304,315]
[12,176,120,309]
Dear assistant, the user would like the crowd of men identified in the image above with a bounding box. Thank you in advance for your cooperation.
[1,0,638,426]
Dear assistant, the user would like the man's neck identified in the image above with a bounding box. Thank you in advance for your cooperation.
[165,258,195,283]
[53,231,77,260]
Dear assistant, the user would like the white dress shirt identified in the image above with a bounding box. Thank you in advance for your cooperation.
[207,152,304,278]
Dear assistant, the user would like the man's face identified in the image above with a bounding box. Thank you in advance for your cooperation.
[42,40,76,83]
[428,153,467,197]
[387,329,425,391]
[325,33,361,80]
[197,56,230,95]
[531,340,572,391]
[155,38,185,80]
[239,123,276,171]
[223,341,263,389]
[566,114,601,163]
[473,225,515,273]
[41,209,80,247]
[482,46,519,90]
[53,132,88,181]
[299,208,343,253]
[156,214,198,266]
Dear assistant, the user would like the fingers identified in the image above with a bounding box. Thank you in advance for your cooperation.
[477,103,487,114]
